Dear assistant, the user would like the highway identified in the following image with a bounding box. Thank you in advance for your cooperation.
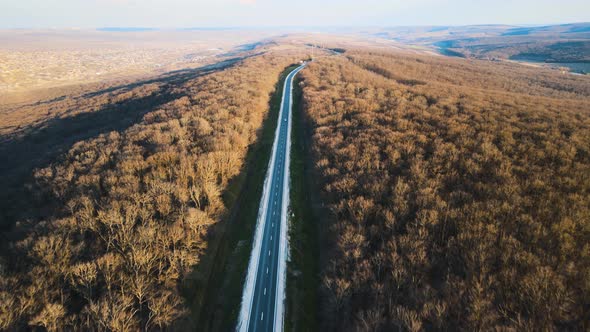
[237,63,306,332]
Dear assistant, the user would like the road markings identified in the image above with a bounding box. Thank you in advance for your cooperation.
[239,65,304,331]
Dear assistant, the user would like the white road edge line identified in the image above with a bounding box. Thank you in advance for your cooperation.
[275,65,302,332]
[236,65,284,332]
[237,63,306,332]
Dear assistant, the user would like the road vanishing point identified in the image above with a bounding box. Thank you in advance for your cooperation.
[237,63,306,332]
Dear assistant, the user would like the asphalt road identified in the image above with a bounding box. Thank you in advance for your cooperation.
[242,63,305,332]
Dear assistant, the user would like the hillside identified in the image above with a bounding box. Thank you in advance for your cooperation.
[0,47,307,330]
[1,31,589,331]
[299,50,590,330]
[374,23,590,65]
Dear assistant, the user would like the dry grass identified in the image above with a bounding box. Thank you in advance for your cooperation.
[0,29,279,95]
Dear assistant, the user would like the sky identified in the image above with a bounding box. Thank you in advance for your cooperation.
[1,0,589,28]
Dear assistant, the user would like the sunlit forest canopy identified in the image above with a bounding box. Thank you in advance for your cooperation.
[300,49,590,330]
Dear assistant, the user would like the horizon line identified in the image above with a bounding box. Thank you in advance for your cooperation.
[1,21,589,31]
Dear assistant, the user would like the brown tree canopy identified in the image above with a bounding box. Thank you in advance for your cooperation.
[300,50,590,331]
[0,50,305,330]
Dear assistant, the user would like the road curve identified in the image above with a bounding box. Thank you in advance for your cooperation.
[237,63,306,332]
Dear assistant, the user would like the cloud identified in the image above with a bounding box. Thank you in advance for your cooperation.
[239,0,256,5]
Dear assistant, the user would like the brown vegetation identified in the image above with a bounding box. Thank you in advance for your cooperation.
[299,50,590,330]
[0,28,278,94]
[0,50,304,330]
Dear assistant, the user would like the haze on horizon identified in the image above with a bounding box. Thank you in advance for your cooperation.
[1,0,590,29]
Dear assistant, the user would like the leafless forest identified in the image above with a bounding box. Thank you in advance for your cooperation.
[300,50,590,330]
[0,49,305,330]
[1,32,589,331]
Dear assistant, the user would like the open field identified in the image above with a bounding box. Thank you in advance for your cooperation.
[0,29,279,97]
